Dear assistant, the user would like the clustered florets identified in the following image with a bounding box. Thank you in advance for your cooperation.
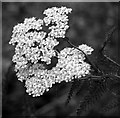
[43,6,72,38]
[9,6,94,97]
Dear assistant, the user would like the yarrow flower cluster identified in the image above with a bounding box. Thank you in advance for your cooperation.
[9,7,94,97]
[43,6,72,38]
[10,17,59,67]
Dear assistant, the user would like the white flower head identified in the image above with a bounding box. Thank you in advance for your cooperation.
[24,45,93,97]
[9,6,94,97]
[43,6,72,38]
[56,47,92,82]
[79,44,94,55]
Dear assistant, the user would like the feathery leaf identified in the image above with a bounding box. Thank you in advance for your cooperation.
[76,79,107,116]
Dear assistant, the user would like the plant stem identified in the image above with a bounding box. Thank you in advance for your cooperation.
[79,73,120,81]
[100,26,118,53]
[104,54,120,67]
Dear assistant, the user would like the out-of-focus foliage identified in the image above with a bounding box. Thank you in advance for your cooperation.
[2,2,119,117]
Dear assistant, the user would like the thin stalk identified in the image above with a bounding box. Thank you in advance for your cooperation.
[104,54,120,67]
[100,26,117,53]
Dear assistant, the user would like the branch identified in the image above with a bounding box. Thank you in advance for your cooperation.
[92,74,120,80]
[100,26,118,53]
[98,26,120,69]
[104,54,120,67]
[79,74,120,81]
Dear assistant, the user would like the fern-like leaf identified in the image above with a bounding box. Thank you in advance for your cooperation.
[102,98,120,113]
[76,79,107,116]
[76,79,88,96]
[65,79,81,105]
[108,81,120,97]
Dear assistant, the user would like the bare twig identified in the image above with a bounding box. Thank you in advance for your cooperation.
[79,74,120,81]
[104,54,120,67]
[100,26,118,53]
[99,26,120,68]
[91,74,120,80]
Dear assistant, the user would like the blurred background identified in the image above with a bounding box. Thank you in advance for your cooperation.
[2,2,119,117]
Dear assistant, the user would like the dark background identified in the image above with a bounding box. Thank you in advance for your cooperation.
[2,2,119,117]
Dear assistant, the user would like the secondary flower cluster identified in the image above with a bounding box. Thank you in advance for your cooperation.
[9,7,94,97]
[43,6,72,38]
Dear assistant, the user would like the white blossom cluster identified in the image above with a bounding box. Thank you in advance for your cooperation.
[9,17,59,70]
[56,45,93,80]
[24,45,93,97]
[9,6,94,97]
[43,6,72,38]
